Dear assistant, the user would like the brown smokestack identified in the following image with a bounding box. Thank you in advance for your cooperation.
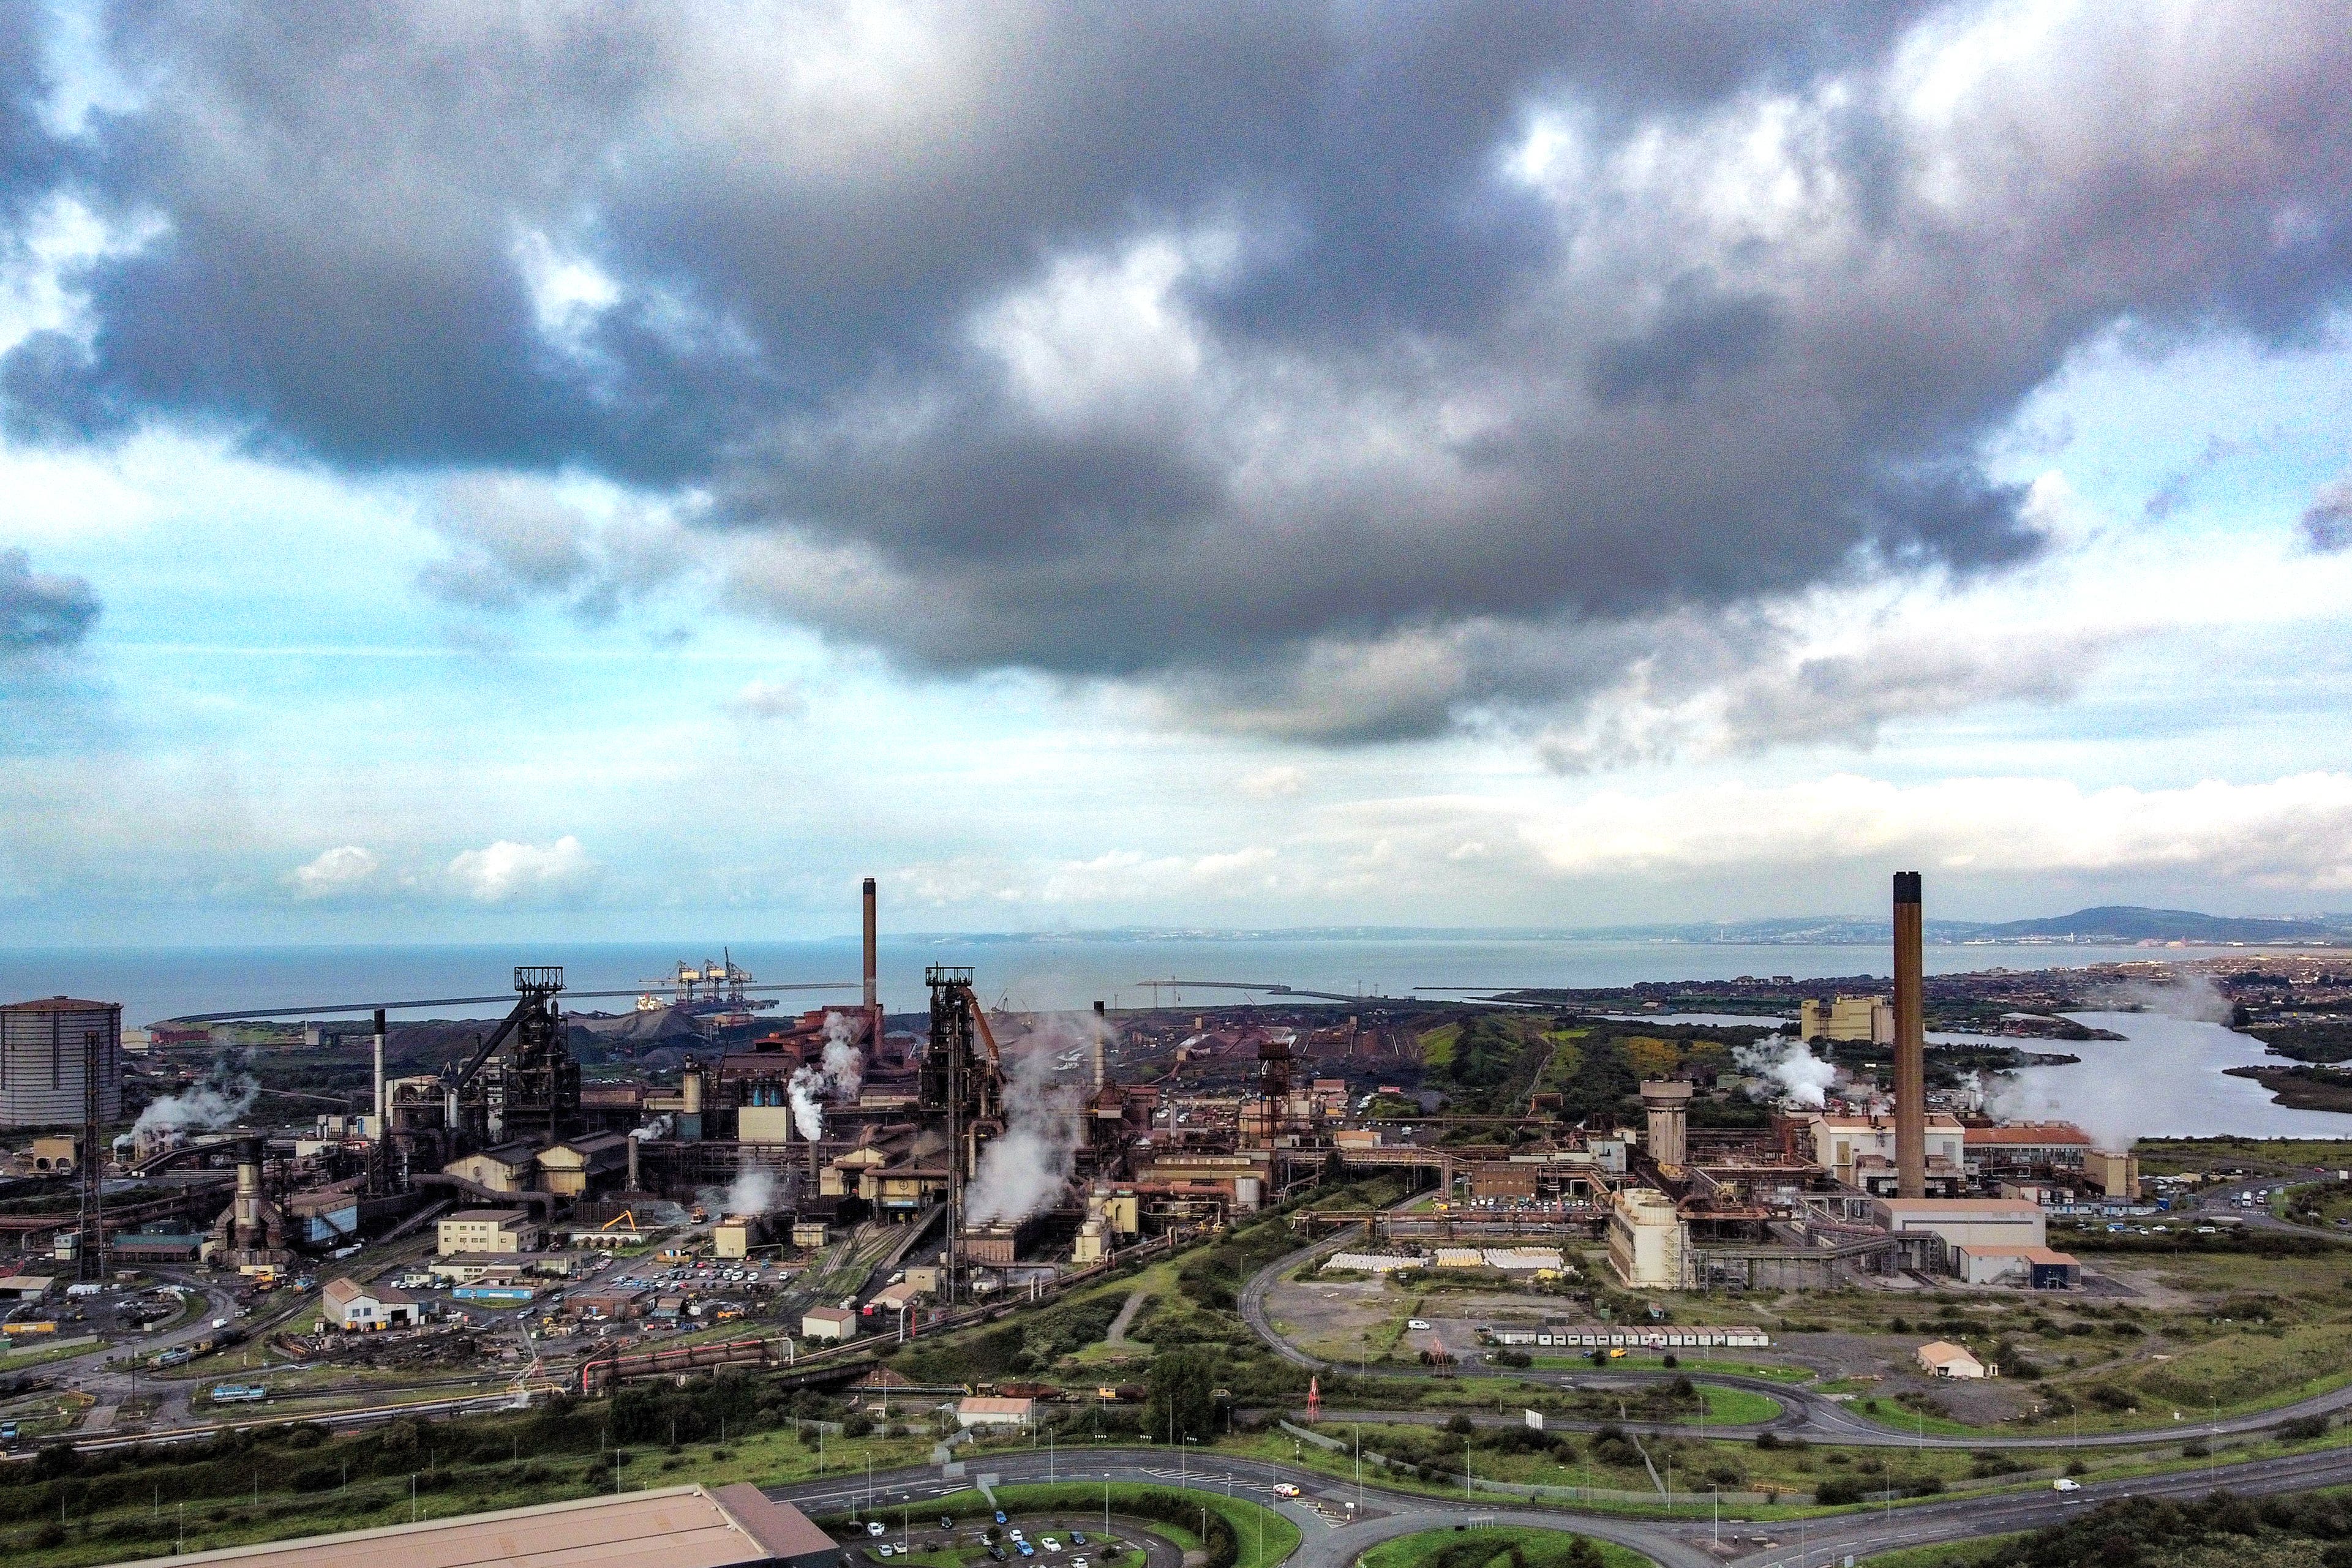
[862,876,880,1042]
[1893,870,1925,1199]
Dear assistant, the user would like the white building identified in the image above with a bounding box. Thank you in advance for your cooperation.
[437,1209,541,1257]
[1916,1340,1985,1378]
[956,1396,1035,1430]
[1606,1187,1690,1289]
[321,1277,421,1331]
[1808,1112,1969,1193]
[1871,1198,2047,1252]
[801,1306,857,1342]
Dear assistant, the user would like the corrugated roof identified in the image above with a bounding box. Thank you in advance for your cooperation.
[104,1484,837,1568]
[1963,1123,2092,1146]
[1,997,118,1012]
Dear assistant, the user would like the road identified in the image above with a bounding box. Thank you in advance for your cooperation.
[1239,1228,2352,1451]
[762,1438,2352,1568]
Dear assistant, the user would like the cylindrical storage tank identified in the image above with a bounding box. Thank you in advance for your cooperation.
[0,997,123,1128]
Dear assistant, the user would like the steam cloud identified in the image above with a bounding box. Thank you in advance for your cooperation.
[962,1013,1100,1228]
[2093,974,2236,1025]
[723,1165,778,1217]
[786,1010,868,1141]
[132,1041,259,1143]
[1735,1035,1838,1109]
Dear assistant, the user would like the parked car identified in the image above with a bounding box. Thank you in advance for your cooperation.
[1406,1319,1431,1330]
[2053,1478,2081,1493]
[868,1521,887,1536]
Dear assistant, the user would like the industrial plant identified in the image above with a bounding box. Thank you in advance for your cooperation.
[0,869,2207,1455]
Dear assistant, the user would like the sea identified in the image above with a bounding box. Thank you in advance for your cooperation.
[1,936,2332,1141]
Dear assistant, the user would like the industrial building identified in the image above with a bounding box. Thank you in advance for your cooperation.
[1,996,122,1127]
[1797,994,1893,1045]
[108,1484,843,1568]
[437,1209,541,1256]
[321,1276,423,1330]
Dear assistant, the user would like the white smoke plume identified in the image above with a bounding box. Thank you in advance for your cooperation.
[628,1114,672,1142]
[1734,1035,1838,1109]
[724,1165,779,1216]
[1958,1070,2031,1122]
[962,1013,1095,1228]
[2091,973,2235,1024]
[822,1010,865,1095]
[132,1041,259,1143]
[786,1011,869,1141]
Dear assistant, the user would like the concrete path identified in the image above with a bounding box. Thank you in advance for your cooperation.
[1105,1290,1149,1348]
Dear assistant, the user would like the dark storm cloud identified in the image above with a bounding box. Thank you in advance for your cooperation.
[0,547,99,654]
[0,2,2347,740]
[2306,478,2352,554]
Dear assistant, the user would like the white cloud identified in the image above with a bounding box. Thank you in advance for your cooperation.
[729,677,809,721]
[286,845,380,899]
[1238,765,1305,798]
[1509,771,2352,888]
[444,835,598,903]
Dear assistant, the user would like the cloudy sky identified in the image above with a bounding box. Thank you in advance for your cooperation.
[2,0,2350,946]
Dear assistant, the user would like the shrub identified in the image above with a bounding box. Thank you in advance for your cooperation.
[2278,1415,2331,1442]
[1815,1477,1865,1506]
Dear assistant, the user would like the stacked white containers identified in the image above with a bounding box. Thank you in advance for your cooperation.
[0,997,123,1128]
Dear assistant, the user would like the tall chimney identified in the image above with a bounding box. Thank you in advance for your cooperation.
[1893,871,1926,1199]
[372,1008,387,1133]
[626,1130,641,1193]
[1640,1081,1691,1169]
[234,1137,265,1250]
[1092,1000,1107,1093]
[862,875,879,1010]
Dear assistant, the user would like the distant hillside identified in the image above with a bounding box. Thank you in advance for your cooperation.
[1963,906,2351,943]
[906,908,2352,947]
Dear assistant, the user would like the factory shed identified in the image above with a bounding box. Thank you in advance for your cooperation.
[957,1396,1035,1429]
[322,1277,421,1330]
[105,1482,844,1568]
[443,1143,541,1195]
[111,1231,208,1264]
[802,1306,857,1341]
[537,1133,630,1198]
[1955,1245,2081,1288]
[1915,1341,1986,1379]
[1869,1198,2046,1251]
